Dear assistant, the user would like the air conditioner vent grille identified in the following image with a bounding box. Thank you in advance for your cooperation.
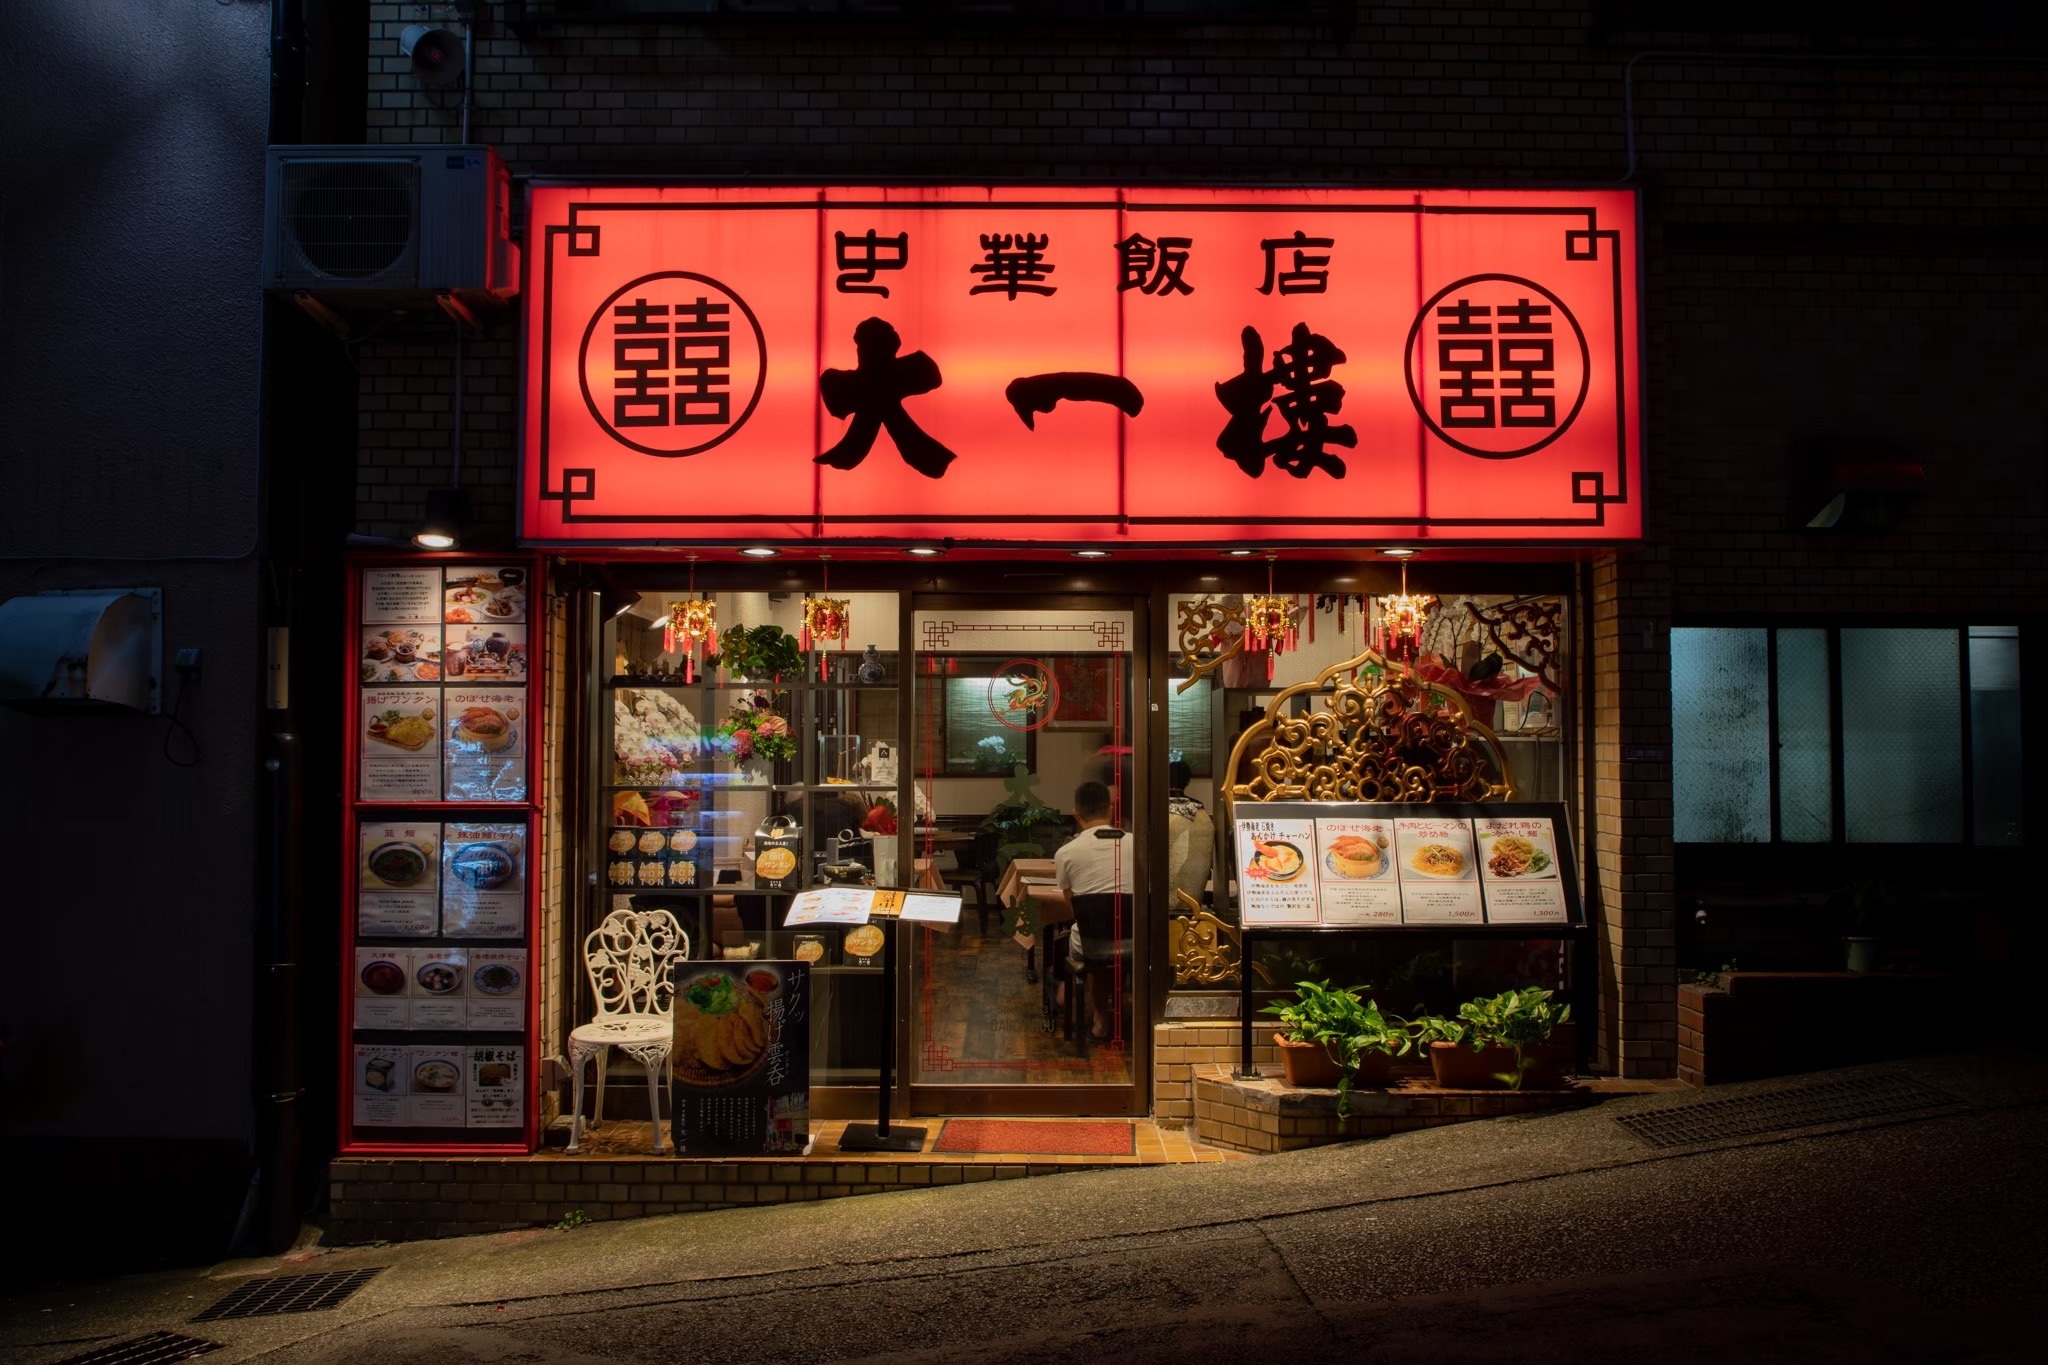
[281,160,418,280]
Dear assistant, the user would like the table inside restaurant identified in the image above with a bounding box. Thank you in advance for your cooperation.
[996,858,1074,1025]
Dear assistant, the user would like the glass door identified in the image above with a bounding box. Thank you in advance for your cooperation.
[906,601,1145,1115]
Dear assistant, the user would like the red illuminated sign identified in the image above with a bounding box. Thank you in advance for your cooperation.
[520,187,1641,545]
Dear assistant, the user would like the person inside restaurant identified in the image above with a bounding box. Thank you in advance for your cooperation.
[1165,758,1214,911]
[1055,780,1135,1043]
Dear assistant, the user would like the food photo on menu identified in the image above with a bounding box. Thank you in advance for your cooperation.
[440,823,526,937]
[360,627,443,684]
[358,822,440,937]
[1474,815,1572,925]
[442,623,528,681]
[443,686,525,802]
[1393,816,1484,925]
[443,567,527,626]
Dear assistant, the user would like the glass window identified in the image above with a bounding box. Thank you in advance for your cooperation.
[1841,628,1962,843]
[1970,626,2024,848]
[1168,676,1214,776]
[939,669,1038,774]
[1671,628,1770,843]
[1774,627,1833,842]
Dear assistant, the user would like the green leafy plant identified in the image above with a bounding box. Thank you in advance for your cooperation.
[1260,979,1410,1116]
[710,624,803,680]
[1404,986,1570,1090]
[1694,959,1738,988]
[555,1208,588,1231]
[1250,944,1325,988]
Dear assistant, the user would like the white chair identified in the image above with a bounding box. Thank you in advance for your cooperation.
[567,909,688,1155]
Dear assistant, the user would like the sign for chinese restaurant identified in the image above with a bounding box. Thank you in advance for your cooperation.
[520,187,1641,544]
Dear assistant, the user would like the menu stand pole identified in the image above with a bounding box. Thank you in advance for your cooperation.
[1235,927,1260,1079]
[839,916,927,1152]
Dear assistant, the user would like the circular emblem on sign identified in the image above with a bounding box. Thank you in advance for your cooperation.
[987,659,1059,733]
[578,271,767,458]
[1403,274,1589,460]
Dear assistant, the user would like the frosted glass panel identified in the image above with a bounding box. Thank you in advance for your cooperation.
[1168,676,1214,775]
[1970,627,2023,848]
[1672,628,1770,843]
[1774,628,1833,842]
[1841,628,1962,843]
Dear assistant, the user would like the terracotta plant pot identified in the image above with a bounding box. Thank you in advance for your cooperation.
[1428,1041,1567,1089]
[1273,1034,1343,1088]
[1349,1048,1396,1088]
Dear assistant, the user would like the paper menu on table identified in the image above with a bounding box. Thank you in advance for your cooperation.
[1393,816,1483,924]
[466,949,527,1030]
[407,1045,467,1126]
[363,568,443,626]
[467,1046,524,1128]
[354,947,412,1028]
[361,687,441,801]
[440,823,525,937]
[784,886,873,925]
[1474,816,1569,924]
[1235,816,1320,925]
[443,686,526,802]
[898,892,965,924]
[358,822,440,936]
[352,1043,408,1127]
[1311,817,1402,925]
[410,947,468,1029]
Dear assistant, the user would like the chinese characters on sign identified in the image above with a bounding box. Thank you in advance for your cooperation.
[525,187,1640,542]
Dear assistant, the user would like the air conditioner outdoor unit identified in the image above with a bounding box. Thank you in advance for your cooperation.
[262,145,519,307]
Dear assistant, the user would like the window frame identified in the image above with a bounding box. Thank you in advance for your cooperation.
[1673,617,2023,849]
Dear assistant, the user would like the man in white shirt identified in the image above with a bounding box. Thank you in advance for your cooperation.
[1055,781,1133,1042]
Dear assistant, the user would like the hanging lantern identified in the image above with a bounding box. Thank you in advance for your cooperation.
[1242,555,1299,680]
[800,555,851,681]
[663,556,718,683]
[1373,560,1436,663]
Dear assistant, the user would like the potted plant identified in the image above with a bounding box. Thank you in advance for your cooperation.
[710,624,803,682]
[1407,985,1571,1090]
[1260,980,1410,1113]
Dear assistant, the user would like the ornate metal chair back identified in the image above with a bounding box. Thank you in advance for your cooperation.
[583,908,688,1022]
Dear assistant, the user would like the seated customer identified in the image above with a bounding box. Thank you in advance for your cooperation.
[1054,780,1134,1042]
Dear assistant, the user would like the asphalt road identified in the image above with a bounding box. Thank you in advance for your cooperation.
[6,1055,2045,1365]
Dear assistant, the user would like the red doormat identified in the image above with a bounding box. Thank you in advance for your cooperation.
[931,1119,1134,1156]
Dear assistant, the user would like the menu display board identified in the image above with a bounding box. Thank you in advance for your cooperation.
[783,886,965,926]
[1235,815,1322,926]
[1474,816,1570,925]
[346,556,539,1150]
[356,564,531,805]
[671,961,811,1157]
[1228,802,1583,930]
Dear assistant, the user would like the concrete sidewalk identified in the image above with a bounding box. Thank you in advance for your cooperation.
[5,1052,2044,1364]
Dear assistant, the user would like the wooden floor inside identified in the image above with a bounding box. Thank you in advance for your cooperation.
[547,1114,1242,1165]
[907,912,1133,1086]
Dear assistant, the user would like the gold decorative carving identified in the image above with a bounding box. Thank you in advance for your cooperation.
[1173,596,1244,695]
[1462,595,1564,695]
[1166,890,1241,988]
[1221,648,1516,815]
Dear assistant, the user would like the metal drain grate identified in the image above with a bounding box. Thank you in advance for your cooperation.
[46,1331,221,1365]
[1616,1073,1961,1148]
[190,1267,384,1322]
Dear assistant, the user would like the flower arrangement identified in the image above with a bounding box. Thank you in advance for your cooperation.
[975,733,1019,770]
[714,691,798,765]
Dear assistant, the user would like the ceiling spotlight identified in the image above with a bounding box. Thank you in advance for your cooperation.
[738,547,780,559]
[412,488,468,551]
[1071,549,1112,559]
[1380,547,1417,558]
[903,546,944,557]
[1218,548,1257,557]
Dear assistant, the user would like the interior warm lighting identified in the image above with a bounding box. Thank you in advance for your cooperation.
[1380,547,1417,558]
[903,546,944,557]
[739,546,780,558]
[1071,549,1111,558]
[1219,548,1256,557]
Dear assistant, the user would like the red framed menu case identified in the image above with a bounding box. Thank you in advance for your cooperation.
[341,554,545,1154]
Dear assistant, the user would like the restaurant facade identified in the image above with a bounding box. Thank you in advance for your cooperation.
[5,0,2040,1260]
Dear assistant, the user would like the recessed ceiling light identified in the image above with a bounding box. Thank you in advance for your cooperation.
[903,546,944,557]
[1218,548,1257,557]
[1071,549,1111,559]
[738,547,780,558]
[1380,547,1416,558]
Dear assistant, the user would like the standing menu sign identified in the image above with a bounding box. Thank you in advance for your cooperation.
[1231,802,1584,930]
[344,556,541,1152]
[671,961,812,1157]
